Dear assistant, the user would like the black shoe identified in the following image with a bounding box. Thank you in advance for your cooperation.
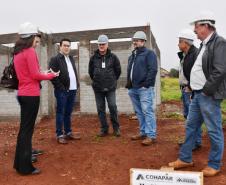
[31,168,41,175]
[113,130,121,137]
[32,149,44,156]
[192,144,202,151]
[31,156,37,163]
[97,131,108,137]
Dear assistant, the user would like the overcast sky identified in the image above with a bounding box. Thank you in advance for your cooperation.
[0,0,225,70]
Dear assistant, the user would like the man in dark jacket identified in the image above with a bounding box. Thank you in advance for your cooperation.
[178,29,198,118]
[89,35,121,137]
[49,38,81,144]
[177,29,202,150]
[169,11,226,177]
[126,31,158,146]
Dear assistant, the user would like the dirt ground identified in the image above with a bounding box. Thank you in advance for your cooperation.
[0,101,226,185]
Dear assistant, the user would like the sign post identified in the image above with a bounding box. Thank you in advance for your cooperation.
[130,168,203,185]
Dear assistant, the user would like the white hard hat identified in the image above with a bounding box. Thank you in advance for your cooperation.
[178,29,196,41]
[190,10,216,27]
[98,34,109,44]
[133,31,147,41]
[18,22,40,38]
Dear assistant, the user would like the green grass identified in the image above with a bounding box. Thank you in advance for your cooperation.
[163,112,184,120]
[161,77,226,125]
[161,78,181,101]
[221,100,226,124]
[221,100,226,113]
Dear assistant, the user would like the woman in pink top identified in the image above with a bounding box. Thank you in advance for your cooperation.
[13,22,58,175]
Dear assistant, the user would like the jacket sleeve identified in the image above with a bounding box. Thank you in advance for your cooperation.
[26,48,55,80]
[203,39,226,96]
[88,57,94,80]
[143,50,158,87]
[48,56,64,89]
[113,54,121,80]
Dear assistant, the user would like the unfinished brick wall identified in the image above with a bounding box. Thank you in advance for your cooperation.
[0,25,161,119]
[0,44,53,120]
[0,54,20,118]
[79,41,134,113]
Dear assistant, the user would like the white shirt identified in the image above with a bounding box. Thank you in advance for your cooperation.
[190,32,214,90]
[64,56,77,90]
[179,53,188,86]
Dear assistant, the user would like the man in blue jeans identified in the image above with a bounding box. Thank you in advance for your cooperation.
[177,29,202,150]
[126,31,158,146]
[169,11,226,177]
[49,38,81,144]
[89,35,121,137]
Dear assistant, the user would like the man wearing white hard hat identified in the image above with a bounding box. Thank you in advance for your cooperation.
[126,31,158,146]
[89,35,121,137]
[178,29,197,119]
[169,11,226,177]
[177,29,202,150]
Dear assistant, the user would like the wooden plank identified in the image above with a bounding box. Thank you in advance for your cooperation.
[0,32,49,45]
[51,25,150,43]
[91,41,132,51]
[0,25,150,44]
[0,33,18,44]
[0,25,157,56]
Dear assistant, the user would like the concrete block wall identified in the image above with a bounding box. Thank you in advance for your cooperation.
[0,54,20,118]
[150,31,161,106]
[155,56,161,106]
[0,89,20,117]
[0,45,53,119]
[0,55,8,74]
[36,45,51,116]
[0,26,161,119]
[79,41,96,113]
[110,46,134,113]
[80,41,136,114]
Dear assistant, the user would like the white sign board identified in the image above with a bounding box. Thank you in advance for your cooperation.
[130,168,203,185]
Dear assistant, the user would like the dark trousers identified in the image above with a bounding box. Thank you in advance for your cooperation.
[14,96,40,174]
[54,89,76,137]
[94,90,119,132]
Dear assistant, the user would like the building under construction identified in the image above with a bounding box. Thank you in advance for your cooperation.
[0,25,161,120]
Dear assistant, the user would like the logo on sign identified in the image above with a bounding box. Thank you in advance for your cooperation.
[176,177,197,184]
[136,174,173,182]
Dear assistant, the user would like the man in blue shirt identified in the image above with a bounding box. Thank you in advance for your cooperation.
[126,31,158,146]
